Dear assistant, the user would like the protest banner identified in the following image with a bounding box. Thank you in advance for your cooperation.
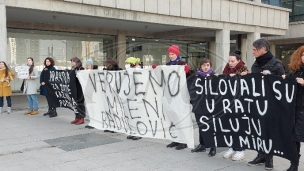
[77,66,194,148]
[15,66,29,79]
[45,70,78,112]
[189,74,297,162]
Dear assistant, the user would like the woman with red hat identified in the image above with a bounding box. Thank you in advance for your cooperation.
[165,45,190,150]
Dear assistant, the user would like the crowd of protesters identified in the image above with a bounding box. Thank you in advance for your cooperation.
[1,38,303,171]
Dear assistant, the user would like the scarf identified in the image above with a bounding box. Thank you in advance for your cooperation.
[223,60,246,74]
[196,68,213,77]
[169,56,181,65]
[44,65,53,70]
[255,51,273,68]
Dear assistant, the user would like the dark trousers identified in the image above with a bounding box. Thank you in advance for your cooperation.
[199,131,205,145]
[75,98,86,118]
[0,96,12,107]
[233,147,245,151]
[46,96,53,110]
[295,141,301,164]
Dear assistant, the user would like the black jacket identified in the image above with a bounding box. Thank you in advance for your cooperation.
[251,57,285,76]
[289,68,304,142]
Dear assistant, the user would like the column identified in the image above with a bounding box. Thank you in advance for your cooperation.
[215,29,230,73]
[270,43,276,56]
[246,32,260,71]
[241,37,247,61]
[0,3,7,62]
[209,41,216,68]
[116,32,126,69]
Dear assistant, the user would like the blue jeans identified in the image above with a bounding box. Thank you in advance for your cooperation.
[0,96,12,107]
[27,94,38,110]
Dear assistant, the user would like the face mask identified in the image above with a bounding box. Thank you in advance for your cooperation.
[125,64,130,69]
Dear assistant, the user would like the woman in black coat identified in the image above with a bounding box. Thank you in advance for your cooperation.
[70,57,85,125]
[284,45,304,171]
[40,57,56,117]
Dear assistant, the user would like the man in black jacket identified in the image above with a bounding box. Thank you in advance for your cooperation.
[247,39,284,170]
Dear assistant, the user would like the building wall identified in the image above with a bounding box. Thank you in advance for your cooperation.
[4,0,290,35]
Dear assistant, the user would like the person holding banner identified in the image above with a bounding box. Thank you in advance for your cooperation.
[0,61,15,114]
[283,45,304,171]
[191,58,217,157]
[222,50,249,161]
[70,57,86,125]
[100,58,122,132]
[24,57,39,115]
[246,39,285,170]
[165,45,189,150]
[84,58,96,129]
[40,57,56,118]
[125,57,142,140]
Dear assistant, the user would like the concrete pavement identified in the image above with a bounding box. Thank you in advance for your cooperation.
[0,95,302,171]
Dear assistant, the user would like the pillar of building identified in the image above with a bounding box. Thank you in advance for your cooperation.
[241,36,247,61]
[116,32,126,69]
[246,32,260,71]
[215,29,230,73]
[209,41,216,69]
[270,43,276,56]
[0,3,7,62]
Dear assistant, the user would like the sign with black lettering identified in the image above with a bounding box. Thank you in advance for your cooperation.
[77,66,194,148]
[189,74,297,162]
[45,70,78,112]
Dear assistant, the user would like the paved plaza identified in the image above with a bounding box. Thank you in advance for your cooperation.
[0,95,303,171]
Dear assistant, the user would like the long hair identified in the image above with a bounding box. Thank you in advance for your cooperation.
[27,57,34,74]
[0,61,9,77]
[44,57,55,67]
[70,57,82,69]
[288,45,304,71]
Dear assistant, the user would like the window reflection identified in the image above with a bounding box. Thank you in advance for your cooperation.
[7,29,115,92]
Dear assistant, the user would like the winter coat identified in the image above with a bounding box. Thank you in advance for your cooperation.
[251,57,285,76]
[23,66,39,95]
[166,59,191,77]
[0,68,15,97]
[289,68,304,142]
[39,66,56,96]
[74,67,85,103]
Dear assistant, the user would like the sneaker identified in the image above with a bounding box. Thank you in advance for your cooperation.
[223,148,235,159]
[7,107,11,114]
[232,151,245,161]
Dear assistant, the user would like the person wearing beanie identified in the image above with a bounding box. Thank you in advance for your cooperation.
[165,45,190,150]
[85,59,94,70]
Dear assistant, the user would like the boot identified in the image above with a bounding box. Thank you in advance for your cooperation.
[166,142,179,148]
[49,109,57,118]
[287,154,300,171]
[265,155,273,170]
[248,153,266,166]
[71,118,79,124]
[75,118,84,125]
[175,143,187,150]
[7,107,11,114]
[30,110,39,115]
[191,144,206,152]
[24,110,33,115]
[43,106,51,116]
[286,163,298,171]
[208,148,216,157]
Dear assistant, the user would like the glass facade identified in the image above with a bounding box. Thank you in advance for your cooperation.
[261,0,304,22]
[126,38,209,71]
[7,29,115,92]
